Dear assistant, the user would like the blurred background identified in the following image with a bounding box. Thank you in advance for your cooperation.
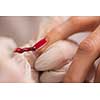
[0,16,89,46]
[0,16,42,46]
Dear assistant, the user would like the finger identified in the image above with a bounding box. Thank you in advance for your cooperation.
[85,64,95,83]
[35,40,78,71]
[38,17,100,53]
[64,25,100,82]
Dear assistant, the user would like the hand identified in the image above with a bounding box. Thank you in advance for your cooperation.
[64,24,100,83]
[36,16,100,82]
[38,16,100,53]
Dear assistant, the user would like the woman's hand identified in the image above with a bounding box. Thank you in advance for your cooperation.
[36,16,100,82]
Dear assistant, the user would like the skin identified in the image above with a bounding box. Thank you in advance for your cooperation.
[38,16,100,82]
[39,17,100,53]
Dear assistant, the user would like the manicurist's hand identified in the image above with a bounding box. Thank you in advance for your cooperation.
[37,17,100,82]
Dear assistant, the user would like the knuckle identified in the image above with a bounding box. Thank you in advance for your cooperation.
[79,39,97,54]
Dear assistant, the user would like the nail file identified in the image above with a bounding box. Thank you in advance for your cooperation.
[14,38,47,53]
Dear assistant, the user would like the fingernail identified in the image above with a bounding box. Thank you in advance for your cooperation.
[40,61,72,83]
[35,40,78,71]
[40,71,65,83]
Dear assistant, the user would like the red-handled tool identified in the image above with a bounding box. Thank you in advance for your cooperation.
[14,38,47,53]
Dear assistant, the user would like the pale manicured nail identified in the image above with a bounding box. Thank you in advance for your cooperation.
[40,62,72,83]
[40,71,65,83]
[35,40,78,71]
